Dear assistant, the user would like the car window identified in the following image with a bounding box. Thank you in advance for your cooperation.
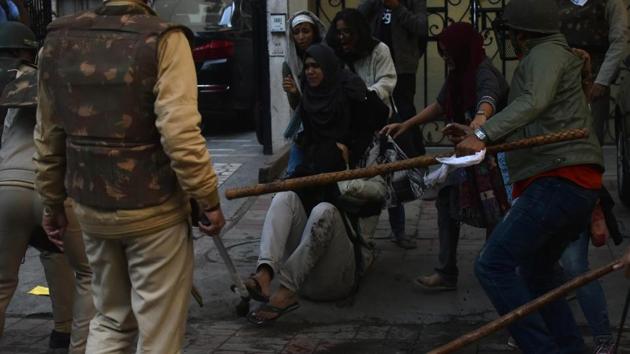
[154,0,236,32]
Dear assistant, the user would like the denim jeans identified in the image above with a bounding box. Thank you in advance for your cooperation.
[561,231,612,342]
[476,177,598,354]
[285,143,304,178]
[497,152,513,204]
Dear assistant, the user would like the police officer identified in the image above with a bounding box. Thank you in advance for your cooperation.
[558,0,628,144]
[35,0,225,352]
[457,0,604,352]
[0,19,34,142]
[0,21,95,354]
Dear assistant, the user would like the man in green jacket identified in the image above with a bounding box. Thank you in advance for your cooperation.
[456,0,603,352]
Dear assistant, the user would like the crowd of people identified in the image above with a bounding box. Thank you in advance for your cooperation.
[0,0,630,353]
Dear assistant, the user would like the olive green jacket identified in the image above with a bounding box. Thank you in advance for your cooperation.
[482,33,603,183]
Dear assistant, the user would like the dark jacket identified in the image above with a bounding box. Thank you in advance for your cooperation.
[482,34,604,183]
[358,0,427,74]
[437,58,509,123]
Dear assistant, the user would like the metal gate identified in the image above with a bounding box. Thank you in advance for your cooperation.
[24,0,53,40]
[314,0,513,145]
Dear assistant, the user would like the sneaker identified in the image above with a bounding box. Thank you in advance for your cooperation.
[414,273,457,291]
[47,330,70,354]
[390,233,417,250]
[593,339,615,354]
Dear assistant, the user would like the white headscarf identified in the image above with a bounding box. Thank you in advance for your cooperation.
[285,11,327,95]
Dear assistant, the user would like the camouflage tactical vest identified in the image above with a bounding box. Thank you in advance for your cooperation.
[0,57,23,142]
[40,5,192,210]
[558,0,609,55]
[0,65,37,108]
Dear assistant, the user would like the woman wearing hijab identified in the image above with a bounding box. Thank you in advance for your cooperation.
[282,11,327,177]
[245,44,386,326]
[381,22,510,290]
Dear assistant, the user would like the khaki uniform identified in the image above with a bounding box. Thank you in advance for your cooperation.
[558,0,629,143]
[0,64,94,353]
[35,1,220,353]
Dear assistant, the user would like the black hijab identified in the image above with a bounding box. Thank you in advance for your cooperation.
[300,44,365,143]
[325,9,379,66]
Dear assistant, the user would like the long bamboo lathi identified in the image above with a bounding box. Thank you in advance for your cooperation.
[428,259,625,354]
[225,128,588,200]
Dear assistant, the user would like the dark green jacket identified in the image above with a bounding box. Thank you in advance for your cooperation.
[482,33,603,183]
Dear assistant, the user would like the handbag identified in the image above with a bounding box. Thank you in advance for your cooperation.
[359,134,426,208]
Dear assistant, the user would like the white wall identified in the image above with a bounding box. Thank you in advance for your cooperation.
[267,0,292,153]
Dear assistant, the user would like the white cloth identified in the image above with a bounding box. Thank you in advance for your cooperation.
[423,149,487,189]
[570,0,588,6]
[291,14,315,28]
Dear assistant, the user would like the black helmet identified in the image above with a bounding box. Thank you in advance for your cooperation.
[502,0,560,34]
[0,21,38,50]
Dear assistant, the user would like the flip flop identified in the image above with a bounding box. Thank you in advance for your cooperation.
[246,302,300,326]
[245,275,270,302]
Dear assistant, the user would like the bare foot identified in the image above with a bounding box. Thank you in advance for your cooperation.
[252,286,298,321]
[245,266,272,300]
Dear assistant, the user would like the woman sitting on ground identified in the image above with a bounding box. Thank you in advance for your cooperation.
[245,44,386,326]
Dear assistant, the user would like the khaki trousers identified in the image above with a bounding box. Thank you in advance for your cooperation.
[0,186,94,353]
[83,221,193,354]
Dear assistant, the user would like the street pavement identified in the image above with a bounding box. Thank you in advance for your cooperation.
[2,143,630,353]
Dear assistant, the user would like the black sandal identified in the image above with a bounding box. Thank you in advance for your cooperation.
[245,274,270,302]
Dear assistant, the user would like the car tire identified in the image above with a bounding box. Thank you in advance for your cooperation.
[616,109,630,206]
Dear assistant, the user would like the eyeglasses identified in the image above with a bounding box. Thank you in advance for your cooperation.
[336,28,353,39]
[304,62,321,70]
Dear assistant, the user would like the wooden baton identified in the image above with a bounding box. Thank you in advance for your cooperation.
[224,128,589,200]
[428,259,625,354]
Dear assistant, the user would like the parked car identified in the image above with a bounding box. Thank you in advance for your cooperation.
[154,0,258,132]
[615,55,630,205]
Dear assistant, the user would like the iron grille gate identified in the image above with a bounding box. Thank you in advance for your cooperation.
[25,0,53,40]
[314,0,513,145]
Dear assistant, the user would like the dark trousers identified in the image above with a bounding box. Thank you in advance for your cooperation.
[435,186,460,281]
[388,73,425,236]
[475,178,598,353]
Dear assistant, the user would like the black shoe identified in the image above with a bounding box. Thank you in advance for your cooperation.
[390,233,417,249]
[47,330,70,353]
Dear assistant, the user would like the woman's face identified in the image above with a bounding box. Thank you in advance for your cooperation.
[439,42,456,72]
[292,22,316,51]
[304,57,324,88]
[335,19,356,53]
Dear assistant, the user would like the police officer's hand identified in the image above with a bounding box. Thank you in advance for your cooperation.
[199,206,226,237]
[42,210,68,252]
[442,123,472,144]
[383,0,400,9]
[380,122,407,139]
[456,135,486,157]
[282,76,298,95]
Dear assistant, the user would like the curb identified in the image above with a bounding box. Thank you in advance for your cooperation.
[258,143,291,183]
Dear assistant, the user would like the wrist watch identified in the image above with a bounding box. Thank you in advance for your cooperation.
[473,127,489,142]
